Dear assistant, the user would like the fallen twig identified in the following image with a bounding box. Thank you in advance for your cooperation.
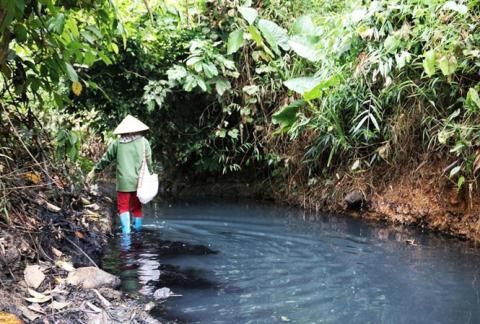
[62,234,99,268]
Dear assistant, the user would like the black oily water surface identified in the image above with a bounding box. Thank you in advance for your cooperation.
[103,199,480,324]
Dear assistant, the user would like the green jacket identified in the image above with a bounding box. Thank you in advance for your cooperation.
[94,137,153,192]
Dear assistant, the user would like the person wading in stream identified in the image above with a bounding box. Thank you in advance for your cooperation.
[86,115,153,234]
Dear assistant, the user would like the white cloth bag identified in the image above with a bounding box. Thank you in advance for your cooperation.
[136,139,159,204]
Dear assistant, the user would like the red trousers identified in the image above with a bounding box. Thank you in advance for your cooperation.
[117,192,142,218]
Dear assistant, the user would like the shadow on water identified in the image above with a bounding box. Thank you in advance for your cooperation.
[103,199,480,324]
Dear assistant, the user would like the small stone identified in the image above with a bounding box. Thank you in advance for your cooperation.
[66,267,120,289]
[345,190,364,209]
[153,287,173,300]
[144,302,155,312]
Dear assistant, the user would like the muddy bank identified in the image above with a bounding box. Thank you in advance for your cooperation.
[0,183,162,323]
[279,159,480,242]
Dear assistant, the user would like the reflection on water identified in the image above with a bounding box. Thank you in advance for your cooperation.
[103,200,480,324]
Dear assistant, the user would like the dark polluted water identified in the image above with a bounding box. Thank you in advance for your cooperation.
[103,200,480,323]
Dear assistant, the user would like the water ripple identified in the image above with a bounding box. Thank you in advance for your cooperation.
[104,201,480,324]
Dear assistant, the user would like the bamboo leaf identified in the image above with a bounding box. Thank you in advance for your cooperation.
[450,165,461,178]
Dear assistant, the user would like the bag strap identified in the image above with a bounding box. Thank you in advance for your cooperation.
[137,137,148,189]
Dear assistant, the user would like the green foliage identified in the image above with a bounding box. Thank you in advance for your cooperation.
[8,0,480,187]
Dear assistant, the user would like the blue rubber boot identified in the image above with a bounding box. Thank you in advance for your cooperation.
[120,232,131,251]
[134,217,142,231]
[119,212,131,234]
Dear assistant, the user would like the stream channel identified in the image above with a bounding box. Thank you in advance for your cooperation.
[103,200,480,323]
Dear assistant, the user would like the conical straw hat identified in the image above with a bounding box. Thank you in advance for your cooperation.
[113,115,150,135]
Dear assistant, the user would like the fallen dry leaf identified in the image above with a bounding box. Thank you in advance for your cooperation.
[50,301,70,310]
[28,303,46,314]
[24,172,41,184]
[19,305,41,321]
[85,301,101,313]
[85,203,100,211]
[45,202,61,213]
[24,265,45,289]
[51,247,63,257]
[25,295,52,304]
[80,197,92,205]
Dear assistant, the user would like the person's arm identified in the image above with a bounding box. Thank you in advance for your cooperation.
[87,140,118,183]
[94,140,118,173]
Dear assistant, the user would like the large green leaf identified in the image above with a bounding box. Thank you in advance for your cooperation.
[303,74,341,101]
[257,19,289,55]
[272,100,304,131]
[291,16,315,35]
[238,7,258,25]
[288,36,321,62]
[227,29,244,55]
[284,76,321,94]
[423,50,436,76]
[247,25,263,47]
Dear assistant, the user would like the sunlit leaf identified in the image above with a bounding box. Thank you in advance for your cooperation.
[457,176,465,192]
[465,88,480,112]
[438,55,457,76]
[65,63,78,82]
[284,76,321,94]
[288,36,321,62]
[238,6,258,25]
[215,78,231,96]
[291,16,315,35]
[351,8,367,23]
[247,25,263,47]
[227,29,244,55]
[422,50,436,77]
[257,19,289,55]
[450,165,461,178]
[303,74,341,100]
[442,1,468,14]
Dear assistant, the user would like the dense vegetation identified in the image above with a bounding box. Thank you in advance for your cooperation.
[2,0,480,216]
